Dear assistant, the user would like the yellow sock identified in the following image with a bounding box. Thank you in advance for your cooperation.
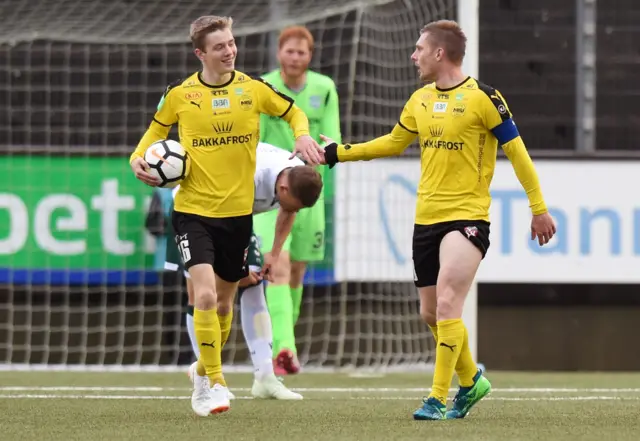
[218,310,233,349]
[194,307,225,386]
[430,318,465,404]
[456,325,478,387]
[430,323,477,387]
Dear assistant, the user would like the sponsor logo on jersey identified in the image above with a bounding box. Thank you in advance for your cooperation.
[437,93,449,99]
[452,103,466,117]
[428,125,444,137]
[432,102,448,113]
[455,93,465,101]
[239,94,253,110]
[420,138,464,151]
[212,121,234,134]
[191,134,253,147]
[212,98,230,109]
[234,88,244,95]
[211,89,229,96]
[185,91,203,100]
[309,95,321,109]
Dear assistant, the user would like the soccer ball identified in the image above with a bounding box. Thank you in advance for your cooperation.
[144,139,189,188]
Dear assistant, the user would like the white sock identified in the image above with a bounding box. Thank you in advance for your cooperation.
[186,310,200,358]
[240,283,274,380]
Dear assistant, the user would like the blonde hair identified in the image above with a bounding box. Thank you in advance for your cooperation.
[421,20,467,65]
[190,16,233,51]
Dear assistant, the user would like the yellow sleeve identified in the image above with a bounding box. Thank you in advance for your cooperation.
[253,78,309,139]
[336,99,417,161]
[479,86,547,215]
[501,137,547,215]
[129,83,178,163]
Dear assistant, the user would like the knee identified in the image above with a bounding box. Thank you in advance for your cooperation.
[420,305,437,328]
[194,286,217,310]
[270,253,291,285]
[289,262,306,288]
[217,300,233,316]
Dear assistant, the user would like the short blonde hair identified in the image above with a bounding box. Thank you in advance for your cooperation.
[190,16,233,51]
[421,20,466,65]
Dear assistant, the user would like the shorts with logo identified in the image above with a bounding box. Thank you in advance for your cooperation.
[412,220,490,288]
[171,211,253,283]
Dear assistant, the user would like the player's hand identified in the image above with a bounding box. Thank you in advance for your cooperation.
[238,271,262,288]
[319,134,340,168]
[260,253,276,282]
[292,134,324,166]
[131,157,161,186]
[531,212,557,246]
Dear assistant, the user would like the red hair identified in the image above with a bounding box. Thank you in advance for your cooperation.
[278,26,314,52]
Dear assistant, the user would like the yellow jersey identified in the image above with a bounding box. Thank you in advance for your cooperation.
[335,77,547,225]
[131,70,310,218]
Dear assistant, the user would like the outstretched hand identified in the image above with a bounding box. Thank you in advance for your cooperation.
[291,134,324,166]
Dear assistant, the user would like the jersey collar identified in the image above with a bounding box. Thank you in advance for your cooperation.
[197,70,236,88]
[435,76,471,92]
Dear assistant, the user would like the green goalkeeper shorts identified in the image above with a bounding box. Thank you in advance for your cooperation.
[253,198,325,263]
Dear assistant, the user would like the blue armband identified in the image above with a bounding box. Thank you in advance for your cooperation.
[491,118,520,145]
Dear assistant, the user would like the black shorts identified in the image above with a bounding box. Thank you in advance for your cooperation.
[172,211,253,283]
[412,220,490,288]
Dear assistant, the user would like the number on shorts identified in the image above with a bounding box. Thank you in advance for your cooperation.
[313,231,324,249]
[177,235,191,263]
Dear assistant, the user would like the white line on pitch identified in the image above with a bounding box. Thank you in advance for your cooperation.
[1,394,639,402]
[2,386,640,393]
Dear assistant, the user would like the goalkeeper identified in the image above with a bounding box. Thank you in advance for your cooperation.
[256,25,342,375]
[321,20,556,420]
[166,142,323,400]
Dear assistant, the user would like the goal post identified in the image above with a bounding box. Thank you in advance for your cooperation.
[0,0,479,371]
[458,0,480,360]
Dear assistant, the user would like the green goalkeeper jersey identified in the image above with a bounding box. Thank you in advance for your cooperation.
[259,69,342,181]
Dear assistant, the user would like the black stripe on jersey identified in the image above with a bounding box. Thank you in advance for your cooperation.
[476,81,512,122]
[324,90,331,106]
[398,121,418,134]
[153,117,171,127]
[250,75,295,117]
[163,77,184,97]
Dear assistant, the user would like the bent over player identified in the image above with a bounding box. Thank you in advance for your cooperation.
[322,20,556,420]
[167,142,323,400]
[129,16,323,417]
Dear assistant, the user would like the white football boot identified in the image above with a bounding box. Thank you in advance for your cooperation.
[251,374,303,400]
[188,362,231,415]
[188,361,236,400]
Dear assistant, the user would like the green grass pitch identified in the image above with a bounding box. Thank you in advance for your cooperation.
[2,371,640,440]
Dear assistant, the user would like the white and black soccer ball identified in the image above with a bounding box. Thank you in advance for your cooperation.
[144,139,189,188]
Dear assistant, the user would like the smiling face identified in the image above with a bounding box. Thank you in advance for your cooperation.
[194,28,237,75]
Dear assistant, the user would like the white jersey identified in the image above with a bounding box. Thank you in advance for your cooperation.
[172,142,303,214]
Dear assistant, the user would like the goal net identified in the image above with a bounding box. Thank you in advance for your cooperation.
[0,0,459,371]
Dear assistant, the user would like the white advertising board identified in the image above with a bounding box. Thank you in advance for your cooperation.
[335,159,640,283]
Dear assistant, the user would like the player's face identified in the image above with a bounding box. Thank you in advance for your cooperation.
[195,28,237,75]
[278,38,312,78]
[411,33,440,82]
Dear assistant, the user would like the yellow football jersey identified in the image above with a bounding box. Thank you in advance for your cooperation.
[336,77,547,225]
[131,70,309,218]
